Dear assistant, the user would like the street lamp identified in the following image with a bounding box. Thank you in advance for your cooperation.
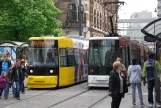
[78,0,83,36]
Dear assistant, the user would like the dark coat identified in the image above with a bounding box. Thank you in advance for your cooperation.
[11,66,23,82]
[109,70,128,98]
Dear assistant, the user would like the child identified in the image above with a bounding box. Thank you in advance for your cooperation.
[0,72,8,99]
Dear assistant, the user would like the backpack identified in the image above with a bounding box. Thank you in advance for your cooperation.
[146,60,156,81]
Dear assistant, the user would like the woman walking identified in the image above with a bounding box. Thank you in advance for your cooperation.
[109,61,128,108]
[127,58,144,107]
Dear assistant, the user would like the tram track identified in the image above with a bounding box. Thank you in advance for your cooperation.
[88,94,109,108]
[47,89,90,108]
[0,90,54,108]
[0,82,88,108]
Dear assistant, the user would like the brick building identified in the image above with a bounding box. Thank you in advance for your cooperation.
[55,0,117,37]
[55,0,85,36]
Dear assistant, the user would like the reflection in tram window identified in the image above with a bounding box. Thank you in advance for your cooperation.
[28,40,58,67]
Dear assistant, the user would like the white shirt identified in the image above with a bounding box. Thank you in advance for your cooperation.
[117,71,123,93]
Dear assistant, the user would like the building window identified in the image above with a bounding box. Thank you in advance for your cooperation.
[67,4,77,21]
[100,13,102,29]
[94,10,96,27]
[97,12,99,28]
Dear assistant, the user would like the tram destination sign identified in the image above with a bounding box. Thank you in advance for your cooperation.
[30,41,55,46]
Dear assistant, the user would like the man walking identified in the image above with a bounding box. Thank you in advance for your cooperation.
[11,59,23,100]
[143,53,161,107]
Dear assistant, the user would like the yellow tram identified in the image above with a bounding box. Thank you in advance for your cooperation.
[27,36,88,88]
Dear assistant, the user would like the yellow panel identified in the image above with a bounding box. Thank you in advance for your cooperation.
[27,76,58,88]
[59,67,75,86]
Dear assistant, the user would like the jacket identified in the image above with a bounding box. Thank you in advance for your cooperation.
[0,76,8,88]
[11,66,23,82]
[109,70,128,98]
[128,65,142,83]
[143,59,161,80]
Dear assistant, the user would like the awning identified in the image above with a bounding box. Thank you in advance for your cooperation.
[141,18,161,41]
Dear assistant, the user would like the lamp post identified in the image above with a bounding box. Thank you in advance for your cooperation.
[79,0,82,36]
[154,8,157,52]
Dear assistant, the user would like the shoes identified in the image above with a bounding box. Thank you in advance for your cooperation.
[4,97,8,99]
[149,103,153,107]
[156,104,161,107]
[17,98,20,100]
[21,92,25,94]
[140,103,144,107]
[0,96,1,99]
[132,104,136,107]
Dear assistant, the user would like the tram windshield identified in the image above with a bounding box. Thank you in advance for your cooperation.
[28,40,58,67]
[89,40,117,67]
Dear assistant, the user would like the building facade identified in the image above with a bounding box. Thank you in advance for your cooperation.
[55,0,85,36]
[158,0,161,18]
[126,11,155,43]
[84,0,117,37]
[55,0,117,37]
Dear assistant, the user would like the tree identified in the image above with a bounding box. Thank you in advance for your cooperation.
[0,0,63,41]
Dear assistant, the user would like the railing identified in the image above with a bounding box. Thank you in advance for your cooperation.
[62,20,86,28]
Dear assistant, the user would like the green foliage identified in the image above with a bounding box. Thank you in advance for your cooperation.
[0,0,63,41]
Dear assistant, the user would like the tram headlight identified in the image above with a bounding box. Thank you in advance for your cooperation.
[30,70,33,73]
[50,70,53,73]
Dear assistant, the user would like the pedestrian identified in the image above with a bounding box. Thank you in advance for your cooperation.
[116,58,126,76]
[127,58,144,107]
[143,53,161,107]
[6,53,16,97]
[109,61,128,108]
[10,59,23,100]
[0,55,11,99]
[20,60,27,94]
[0,72,8,99]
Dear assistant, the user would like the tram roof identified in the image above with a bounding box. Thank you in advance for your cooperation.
[29,36,73,40]
[89,37,119,40]
[0,41,26,47]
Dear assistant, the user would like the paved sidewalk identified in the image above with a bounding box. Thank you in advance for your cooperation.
[93,85,156,108]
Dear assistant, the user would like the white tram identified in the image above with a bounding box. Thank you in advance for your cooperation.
[87,37,119,88]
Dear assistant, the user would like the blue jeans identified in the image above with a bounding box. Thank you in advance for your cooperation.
[131,83,143,104]
[4,82,9,97]
[15,81,20,98]
[147,79,155,104]
[11,82,16,95]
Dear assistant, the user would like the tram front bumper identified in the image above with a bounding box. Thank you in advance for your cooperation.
[27,76,58,88]
[87,75,109,87]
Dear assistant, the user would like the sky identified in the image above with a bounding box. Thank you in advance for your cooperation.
[118,0,158,19]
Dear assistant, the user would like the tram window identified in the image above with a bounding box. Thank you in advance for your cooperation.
[67,48,74,66]
[60,48,67,67]
[74,48,80,65]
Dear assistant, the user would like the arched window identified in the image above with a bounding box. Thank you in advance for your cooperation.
[67,4,77,21]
